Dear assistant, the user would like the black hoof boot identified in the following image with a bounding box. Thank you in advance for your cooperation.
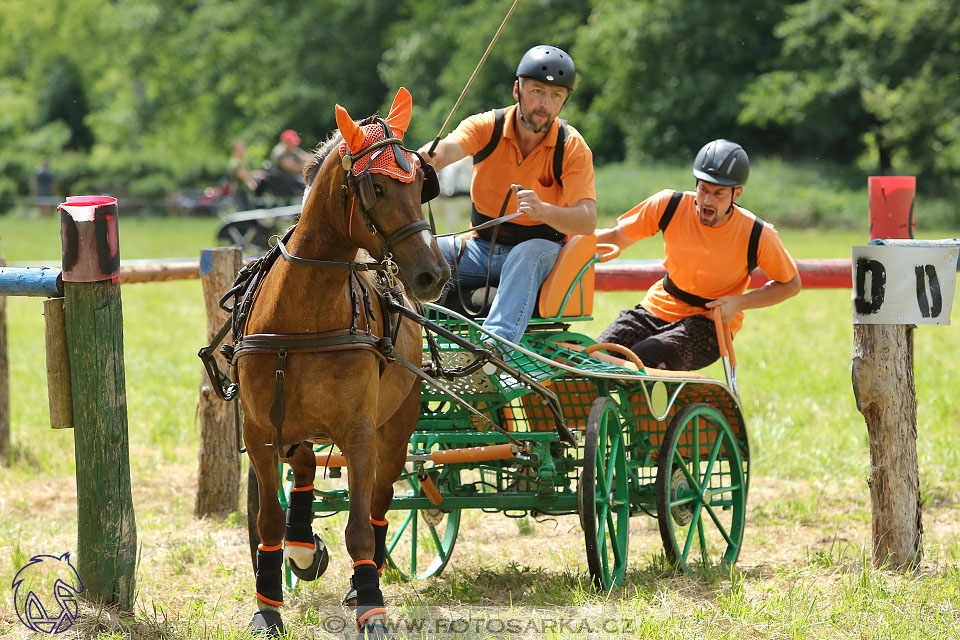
[354,562,388,639]
[287,534,329,581]
[249,609,284,637]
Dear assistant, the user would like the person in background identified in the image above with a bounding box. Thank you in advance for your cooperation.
[266,129,312,194]
[419,45,596,345]
[595,139,801,370]
[227,141,264,210]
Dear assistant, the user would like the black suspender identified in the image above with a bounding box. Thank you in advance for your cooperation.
[746,215,763,275]
[553,118,567,188]
[659,190,766,307]
[473,109,505,165]
[658,190,684,232]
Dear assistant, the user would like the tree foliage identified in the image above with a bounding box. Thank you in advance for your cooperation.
[0,0,957,208]
[738,0,960,190]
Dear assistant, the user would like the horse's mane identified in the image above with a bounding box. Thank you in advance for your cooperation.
[304,114,381,187]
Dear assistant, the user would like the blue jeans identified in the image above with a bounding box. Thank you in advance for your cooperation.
[439,236,561,344]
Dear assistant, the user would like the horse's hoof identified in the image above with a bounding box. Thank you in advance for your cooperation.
[342,576,358,607]
[287,533,329,581]
[248,609,284,636]
[358,622,389,639]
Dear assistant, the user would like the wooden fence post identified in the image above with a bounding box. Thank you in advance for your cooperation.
[0,254,8,466]
[849,206,958,571]
[854,181,922,570]
[59,196,137,609]
[44,298,74,429]
[195,247,243,518]
[852,324,922,569]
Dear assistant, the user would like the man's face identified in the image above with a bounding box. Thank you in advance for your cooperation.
[513,77,569,134]
[695,180,742,227]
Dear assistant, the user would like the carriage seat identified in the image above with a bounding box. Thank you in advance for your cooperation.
[440,234,618,321]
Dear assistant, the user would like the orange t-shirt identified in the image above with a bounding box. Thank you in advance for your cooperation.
[617,189,798,334]
[449,104,596,225]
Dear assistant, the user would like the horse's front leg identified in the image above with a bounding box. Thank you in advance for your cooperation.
[283,444,329,580]
[247,436,286,636]
[370,386,422,574]
[342,418,389,639]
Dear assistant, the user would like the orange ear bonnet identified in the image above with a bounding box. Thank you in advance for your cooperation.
[336,87,416,183]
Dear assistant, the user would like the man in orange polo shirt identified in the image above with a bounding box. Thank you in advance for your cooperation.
[596,139,801,370]
[420,45,597,344]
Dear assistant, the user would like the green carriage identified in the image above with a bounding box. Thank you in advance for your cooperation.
[253,235,750,590]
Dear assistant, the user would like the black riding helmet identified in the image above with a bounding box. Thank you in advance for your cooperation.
[516,45,576,90]
[693,139,750,187]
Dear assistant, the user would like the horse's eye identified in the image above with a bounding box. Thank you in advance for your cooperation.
[373,183,385,197]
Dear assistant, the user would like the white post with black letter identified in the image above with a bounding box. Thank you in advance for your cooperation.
[851,239,958,570]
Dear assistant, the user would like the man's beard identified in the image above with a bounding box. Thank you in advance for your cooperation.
[519,106,553,133]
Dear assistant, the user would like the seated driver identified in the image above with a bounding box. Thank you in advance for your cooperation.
[420,44,597,345]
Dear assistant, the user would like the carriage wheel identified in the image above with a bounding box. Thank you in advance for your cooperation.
[385,472,460,581]
[578,397,630,590]
[655,402,746,574]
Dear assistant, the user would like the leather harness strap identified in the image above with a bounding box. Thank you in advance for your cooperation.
[198,121,565,454]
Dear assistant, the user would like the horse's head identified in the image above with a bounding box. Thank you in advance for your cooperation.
[304,88,450,302]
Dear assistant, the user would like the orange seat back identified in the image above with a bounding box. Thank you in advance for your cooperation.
[537,234,597,318]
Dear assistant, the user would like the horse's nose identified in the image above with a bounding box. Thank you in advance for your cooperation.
[414,261,451,301]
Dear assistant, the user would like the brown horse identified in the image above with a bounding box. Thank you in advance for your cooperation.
[234,88,449,637]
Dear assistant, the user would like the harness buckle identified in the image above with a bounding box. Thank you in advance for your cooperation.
[381,254,399,288]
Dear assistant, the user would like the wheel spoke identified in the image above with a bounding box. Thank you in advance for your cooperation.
[700,435,724,487]
[387,511,415,554]
[693,415,701,471]
[428,522,443,550]
[410,510,418,574]
[597,502,608,546]
[706,482,742,497]
[606,511,623,565]
[670,494,697,508]
[681,502,702,560]
[595,458,609,498]
[697,516,709,565]
[702,502,736,548]
[672,449,700,490]
[604,435,621,491]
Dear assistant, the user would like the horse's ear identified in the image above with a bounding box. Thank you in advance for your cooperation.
[385,87,412,140]
[335,104,366,154]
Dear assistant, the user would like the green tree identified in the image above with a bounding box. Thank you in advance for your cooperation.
[36,59,94,151]
[572,0,790,163]
[739,0,960,188]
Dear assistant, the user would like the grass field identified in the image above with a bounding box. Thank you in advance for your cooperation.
[1,211,959,638]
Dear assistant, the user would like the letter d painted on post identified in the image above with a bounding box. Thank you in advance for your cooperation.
[854,258,886,315]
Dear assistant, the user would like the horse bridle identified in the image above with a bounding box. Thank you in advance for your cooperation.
[339,118,440,261]
[273,118,440,283]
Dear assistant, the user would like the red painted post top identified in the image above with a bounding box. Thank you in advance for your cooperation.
[868,176,915,240]
[58,196,121,283]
